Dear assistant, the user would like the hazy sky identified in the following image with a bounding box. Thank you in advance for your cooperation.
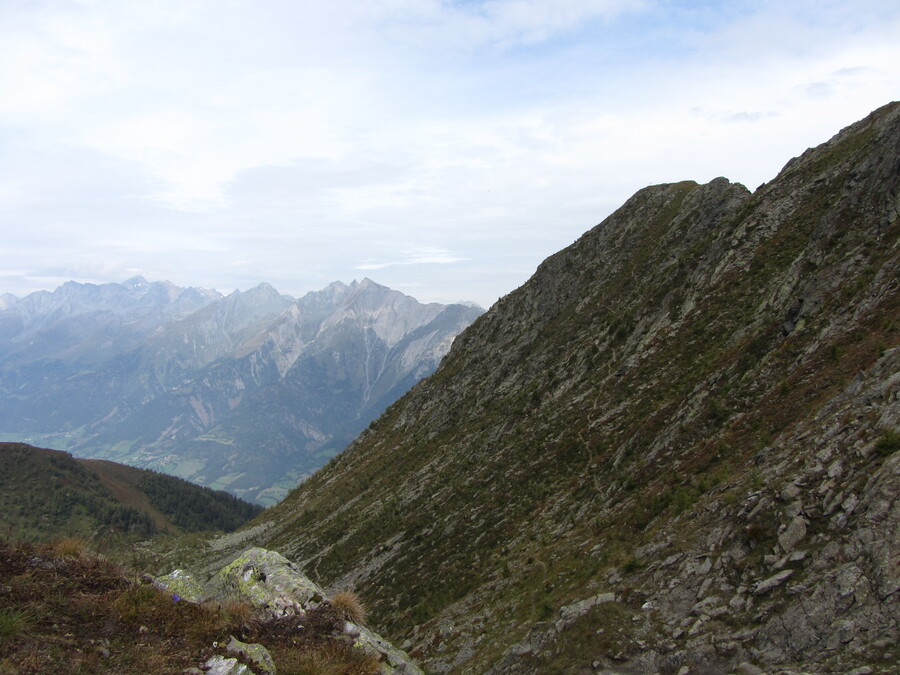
[1,1,898,308]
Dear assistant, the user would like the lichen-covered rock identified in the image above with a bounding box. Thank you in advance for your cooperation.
[226,636,276,675]
[164,546,424,674]
[206,547,326,617]
[152,568,206,603]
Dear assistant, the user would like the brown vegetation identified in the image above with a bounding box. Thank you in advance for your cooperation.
[0,539,385,674]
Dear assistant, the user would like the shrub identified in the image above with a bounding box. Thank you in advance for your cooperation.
[621,557,643,574]
[874,429,900,457]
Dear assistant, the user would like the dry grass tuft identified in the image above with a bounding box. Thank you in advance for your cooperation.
[276,640,382,675]
[221,599,255,627]
[52,537,87,559]
[330,590,366,625]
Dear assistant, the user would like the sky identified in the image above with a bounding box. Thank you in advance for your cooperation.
[1,1,898,309]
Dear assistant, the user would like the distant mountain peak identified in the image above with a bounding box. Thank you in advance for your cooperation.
[122,275,149,289]
[0,293,18,310]
[0,276,483,505]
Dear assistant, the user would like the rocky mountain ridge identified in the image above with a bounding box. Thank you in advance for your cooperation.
[212,102,900,673]
[0,278,482,504]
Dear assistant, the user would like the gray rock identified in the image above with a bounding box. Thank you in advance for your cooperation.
[778,516,808,553]
[204,655,253,675]
[226,636,275,675]
[354,624,425,674]
[556,592,617,631]
[780,482,803,500]
[753,570,794,595]
[205,547,326,617]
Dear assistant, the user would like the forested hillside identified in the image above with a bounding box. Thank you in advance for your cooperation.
[0,443,263,542]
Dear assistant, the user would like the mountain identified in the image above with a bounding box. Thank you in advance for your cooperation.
[0,442,263,542]
[0,278,483,504]
[218,102,900,673]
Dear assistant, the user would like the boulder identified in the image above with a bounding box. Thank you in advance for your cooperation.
[159,547,424,675]
[206,547,326,617]
[226,636,276,675]
[353,623,425,674]
[152,568,206,604]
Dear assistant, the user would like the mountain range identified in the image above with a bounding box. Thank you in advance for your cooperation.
[205,102,900,673]
[0,278,482,504]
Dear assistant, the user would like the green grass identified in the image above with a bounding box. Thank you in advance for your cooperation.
[875,429,900,457]
[0,608,30,641]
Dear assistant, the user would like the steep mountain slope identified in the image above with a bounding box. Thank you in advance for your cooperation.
[0,442,262,542]
[0,279,482,504]
[232,102,900,673]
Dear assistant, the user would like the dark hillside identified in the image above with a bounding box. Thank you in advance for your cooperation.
[0,443,263,542]
[229,102,900,673]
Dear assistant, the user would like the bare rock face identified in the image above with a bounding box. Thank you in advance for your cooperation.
[214,102,900,674]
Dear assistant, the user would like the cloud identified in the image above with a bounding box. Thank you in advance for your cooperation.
[374,0,649,49]
[357,248,469,270]
[690,107,781,124]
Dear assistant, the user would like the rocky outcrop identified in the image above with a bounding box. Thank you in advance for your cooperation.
[155,547,423,674]
[205,547,328,617]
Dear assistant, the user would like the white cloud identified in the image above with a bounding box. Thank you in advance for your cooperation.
[357,247,468,270]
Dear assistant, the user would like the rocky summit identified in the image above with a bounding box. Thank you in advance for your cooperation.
[206,102,900,673]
